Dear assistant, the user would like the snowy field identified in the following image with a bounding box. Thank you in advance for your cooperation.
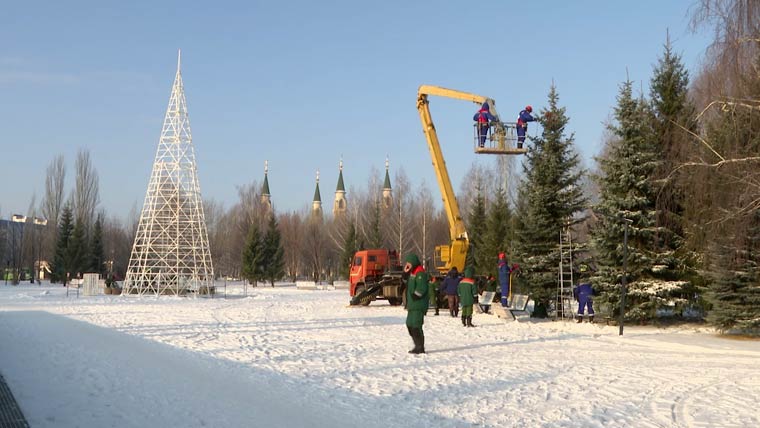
[1,282,759,428]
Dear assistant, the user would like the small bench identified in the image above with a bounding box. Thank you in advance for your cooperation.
[490,294,531,321]
[508,294,530,320]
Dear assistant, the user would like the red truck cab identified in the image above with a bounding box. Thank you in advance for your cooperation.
[349,249,400,297]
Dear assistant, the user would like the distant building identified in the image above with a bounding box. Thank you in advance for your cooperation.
[261,160,272,210]
[382,157,393,209]
[333,158,347,216]
[312,170,323,218]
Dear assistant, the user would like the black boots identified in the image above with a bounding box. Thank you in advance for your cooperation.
[461,315,467,327]
[576,317,583,323]
[589,316,594,324]
[467,316,475,327]
[407,327,425,354]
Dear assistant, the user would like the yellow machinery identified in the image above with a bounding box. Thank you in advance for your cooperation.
[416,85,526,275]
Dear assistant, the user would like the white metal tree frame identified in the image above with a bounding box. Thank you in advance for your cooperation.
[124,51,214,296]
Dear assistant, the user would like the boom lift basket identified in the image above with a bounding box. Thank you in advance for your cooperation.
[473,122,528,155]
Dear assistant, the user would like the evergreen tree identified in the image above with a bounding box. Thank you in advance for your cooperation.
[467,184,488,274]
[592,79,692,322]
[261,213,285,287]
[514,85,586,317]
[241,222,263,286]
[368,201,383,249]
[67,219,88,279]
[697,53,760,332]
[340,222,357,279]
[51,204,73,284]
[89,214,105,275]
[650,37,696,250]
[482,187,510,278]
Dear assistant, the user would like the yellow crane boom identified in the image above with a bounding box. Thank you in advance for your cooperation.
[416,85,494,274]
[417,85,526,275]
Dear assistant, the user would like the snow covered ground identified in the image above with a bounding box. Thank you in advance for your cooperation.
[1,282,758,428]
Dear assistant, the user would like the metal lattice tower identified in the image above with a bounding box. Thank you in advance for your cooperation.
[124,50,214,296]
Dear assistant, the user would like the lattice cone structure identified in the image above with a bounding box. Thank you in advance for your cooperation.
[124,51,214,296]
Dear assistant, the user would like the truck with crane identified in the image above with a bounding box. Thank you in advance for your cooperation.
[348,85,525,306]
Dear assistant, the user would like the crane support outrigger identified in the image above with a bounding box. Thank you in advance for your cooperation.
[416,85,526,275]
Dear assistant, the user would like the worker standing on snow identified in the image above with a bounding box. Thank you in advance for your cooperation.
[516,105,537,149]
[573,265,595,323]
[404,253,429,354]
[498,253,511,307]
[443,266,461,317]
[428,276,440,316]
[458,267,478,327]
[473,102,497,148]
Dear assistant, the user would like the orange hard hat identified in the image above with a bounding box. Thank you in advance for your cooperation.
[525,105,533,112]
[498,252,505,259]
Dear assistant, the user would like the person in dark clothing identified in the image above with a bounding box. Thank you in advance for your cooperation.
[428,276,440,316]
[473,102,497,148]
[498,253,511,307]
[573,281,595,323]
[442,266,461,317]
[404,253,429,354]
[516,105,537,149]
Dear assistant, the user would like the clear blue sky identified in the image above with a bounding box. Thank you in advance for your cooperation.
[0,1,710,220]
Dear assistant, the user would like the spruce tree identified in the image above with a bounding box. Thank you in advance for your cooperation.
[241,222,263,286]
[592,79,692,322]
[483,187,510,278]
[467,184,488,274]
[340,222,357,279]
[514,85,586,317]
[698,54,760,332]
[89,214,105,275]
[67,219,88,279]
[650,37,696,251]
[51,204,73,284]
[261,213,285,287]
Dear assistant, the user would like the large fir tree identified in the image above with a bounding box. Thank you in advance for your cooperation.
[483,187,510,278]
[89,214,105,275]
[66,219,88,279]
[514,85,586,317]
[592,79,692,322]
[241,222,263,286]
[261,213,285,287]
[51,204,73,284]
[467,184,488,274]
[697,53,760,332]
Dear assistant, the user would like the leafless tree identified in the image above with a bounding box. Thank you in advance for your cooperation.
[280,210,304,281]
[41,155,66,261]
[73,149,100,229]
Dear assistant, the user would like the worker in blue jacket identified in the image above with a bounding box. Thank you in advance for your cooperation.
[473,102,497,148]
[516,105,537,149]
[573,271,595,323]
[497,253,511,307]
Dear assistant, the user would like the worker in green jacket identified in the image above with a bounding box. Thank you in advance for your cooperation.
[458,266,478,327]
[404,253,429,354]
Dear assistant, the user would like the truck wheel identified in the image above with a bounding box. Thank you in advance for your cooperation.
[387,297,403,306]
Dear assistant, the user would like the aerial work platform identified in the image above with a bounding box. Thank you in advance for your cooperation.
[473,122,528,155]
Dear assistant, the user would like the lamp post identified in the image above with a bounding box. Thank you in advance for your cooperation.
[11,214,27,285]
[33,217,48,285]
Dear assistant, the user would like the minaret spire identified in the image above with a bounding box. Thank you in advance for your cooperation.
[382,155,393,209]
[333,156,347,216]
